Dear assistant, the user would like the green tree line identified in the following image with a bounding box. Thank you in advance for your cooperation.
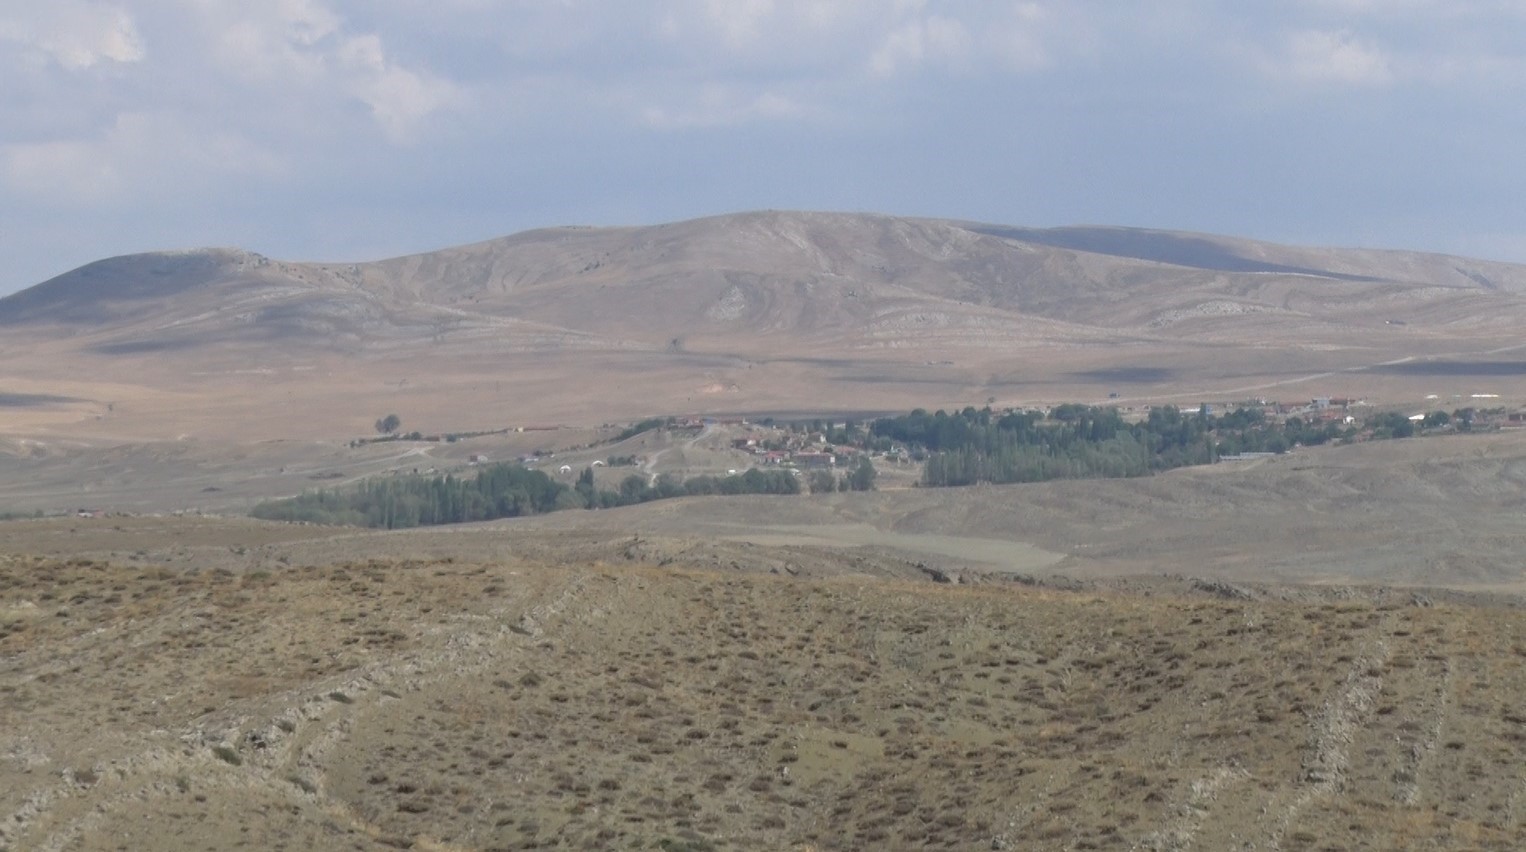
[252,462,805,529]
[870,404,1364,488]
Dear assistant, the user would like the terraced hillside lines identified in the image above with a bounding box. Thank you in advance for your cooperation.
[7,547,1526,850]
[1260,618,1393,848]
[0,555,577,851]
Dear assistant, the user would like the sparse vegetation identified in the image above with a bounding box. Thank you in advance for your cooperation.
[9,209,1526,852]
[0,509,46,521]
[617,417,671,442]
[7,508,1526,850]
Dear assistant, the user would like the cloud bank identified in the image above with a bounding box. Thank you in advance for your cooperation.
[2,1,1525,294]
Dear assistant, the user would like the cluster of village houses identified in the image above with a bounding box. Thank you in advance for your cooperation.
[1131,396,1526,428]
[727,435,883,469]
[74,399,1526,518]
[490,397,1526,481]
[716,395,1526,471]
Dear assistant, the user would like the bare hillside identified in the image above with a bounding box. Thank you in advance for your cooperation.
[5,534,1526,851]
[12,212,1526,348]
[5,211,1526,440]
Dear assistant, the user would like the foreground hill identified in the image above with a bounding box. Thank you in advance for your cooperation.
[4,533,1526,850]
[5,211,1526,440]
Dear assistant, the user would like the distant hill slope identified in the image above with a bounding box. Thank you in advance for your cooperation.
[8,211,1526,354]
[6,211,1526,440]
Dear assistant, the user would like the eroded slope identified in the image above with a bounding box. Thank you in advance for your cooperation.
[5,550,1526,850]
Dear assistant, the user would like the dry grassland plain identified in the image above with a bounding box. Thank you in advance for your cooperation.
[7,213,1526,849]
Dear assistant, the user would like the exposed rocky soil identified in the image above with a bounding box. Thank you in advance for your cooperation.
[5,534,1526,851]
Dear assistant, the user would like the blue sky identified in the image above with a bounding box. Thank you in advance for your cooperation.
[2,0,1525,296]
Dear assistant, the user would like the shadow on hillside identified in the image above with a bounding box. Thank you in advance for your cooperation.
[0,393,81,408]
[1370,361,1526,377]
[967,225,1380,281]
[89,339,206,355]
[1072,366,1176,384]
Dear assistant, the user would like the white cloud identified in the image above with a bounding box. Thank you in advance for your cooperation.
[185,0,463,141]
[695,0,777,47]
[0,0,465,224]
[866,3,1105,79]
[1,112,283,205]
[197,0,339,79]
[641,85,806,129]
[870,15,972,77]
[336,34,466,142]
[633,1,1098,128]
[1285,29,1392,84]
[7,0,1526,298]
[276,0,342,45]
[656,0,880,68]
[2,136,119,204]
[0,1,145,70]
[654,1,1094,80]
[1247,28,1393,86]
[687,0,892,47]
[985,1,1062,72]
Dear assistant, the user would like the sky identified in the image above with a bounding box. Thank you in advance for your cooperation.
[2,0,1526,296]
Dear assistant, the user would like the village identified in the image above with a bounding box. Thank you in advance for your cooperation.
[275,391,1526,520]
[580,393,1522,465]
[692,393,1526,471]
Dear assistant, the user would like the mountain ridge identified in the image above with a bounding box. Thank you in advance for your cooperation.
[8,211,1526,343]
[5,210,1526,440]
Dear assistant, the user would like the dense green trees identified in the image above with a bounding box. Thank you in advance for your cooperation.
[607,468,801,504]
[253,462,802,529]
[616,418,670,441]
[809,470,838,494]
[845,456,877,491]
[874,405,1200,487]
[251,464,569,528]
[872,404,1368,488]
[260,402,1449,527]
[1422,410,1451,429]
